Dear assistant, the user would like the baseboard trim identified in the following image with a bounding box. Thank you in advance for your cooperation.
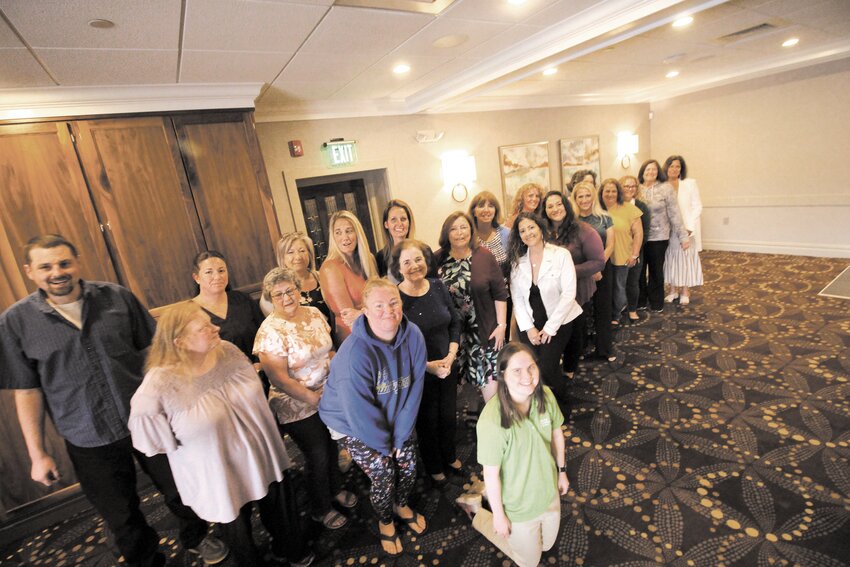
[0,485,90,547]
[703,239,850,258]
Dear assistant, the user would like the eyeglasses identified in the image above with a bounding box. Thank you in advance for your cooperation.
[271,288,298,301]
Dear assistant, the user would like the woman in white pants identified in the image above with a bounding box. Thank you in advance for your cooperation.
[457,342,570,567]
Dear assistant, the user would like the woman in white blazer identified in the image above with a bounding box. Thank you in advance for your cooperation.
[508,212,582,405]
[662,155,704,305]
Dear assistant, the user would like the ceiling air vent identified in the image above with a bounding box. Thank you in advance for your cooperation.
[716,21,786,45]
[333,0,458,14]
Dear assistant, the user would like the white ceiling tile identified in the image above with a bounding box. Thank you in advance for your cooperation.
[0,48,55,87]
[183,0,328,52]
[262,81,342,104]
[744,0,830,19]
[782,0,850,31]
[2,0,181,49]
[389,55,483,98]
[443,0,560,24]
[391,18,512,58]
[36,49,177,85]
[299,6,434,55]
[275,51,379,84]
[180,50,292,83]
[523,0,607,27]
[332,54,450,99]
[0,18,24,48]
[642,7,775,45]
[460,24,545,60]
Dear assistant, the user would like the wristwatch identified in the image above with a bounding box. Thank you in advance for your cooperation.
[557,465,567,473]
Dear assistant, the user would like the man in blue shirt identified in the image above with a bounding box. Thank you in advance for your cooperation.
[0,234,227,567]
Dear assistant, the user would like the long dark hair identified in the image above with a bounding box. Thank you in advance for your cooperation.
[496,342,547,428]
[507,212,547,270]
[542,191,578,247]
[379,199,415,267]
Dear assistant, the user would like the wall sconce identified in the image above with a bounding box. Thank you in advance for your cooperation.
[617,132,639,169]
[441,150,477,202]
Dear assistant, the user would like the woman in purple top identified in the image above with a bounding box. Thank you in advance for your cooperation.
[542,191,605,377]
[393,239,463,486]
[434,212,509,404]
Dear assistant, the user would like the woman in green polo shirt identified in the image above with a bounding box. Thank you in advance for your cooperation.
[457,342,570,567]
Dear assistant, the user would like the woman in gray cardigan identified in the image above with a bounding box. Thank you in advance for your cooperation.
[637,159,689,312]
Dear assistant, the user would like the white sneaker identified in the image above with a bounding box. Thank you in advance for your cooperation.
[680,295,690,305]
[664,293,678,303]
[188,535,229,565]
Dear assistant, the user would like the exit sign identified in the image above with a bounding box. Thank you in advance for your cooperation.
[323,140,358,167]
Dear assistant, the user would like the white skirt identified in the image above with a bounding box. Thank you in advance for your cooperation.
[664,233,703,287]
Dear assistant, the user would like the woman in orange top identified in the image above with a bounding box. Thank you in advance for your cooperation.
[318,211,378,341]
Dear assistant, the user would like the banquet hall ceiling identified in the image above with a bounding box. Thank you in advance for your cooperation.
[0,0,847,120]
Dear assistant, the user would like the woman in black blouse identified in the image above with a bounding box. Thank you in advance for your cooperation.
[192,250,264,365]
[393,239,463,485]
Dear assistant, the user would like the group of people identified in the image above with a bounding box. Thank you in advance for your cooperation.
[0,153,702,567]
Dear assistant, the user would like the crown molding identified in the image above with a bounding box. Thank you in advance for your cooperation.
[0,83,264,121]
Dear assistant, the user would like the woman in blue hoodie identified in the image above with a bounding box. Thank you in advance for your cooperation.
[319,278,427,557]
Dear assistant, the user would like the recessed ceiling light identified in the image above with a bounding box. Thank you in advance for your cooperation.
[666,70,679,79]
[672,16,693,28]
[543,67,558,76]
[433,34,469,49]
[393,64,411,74]
[508,0,526,5]
[88,19,115,29]
[782,37,799,47]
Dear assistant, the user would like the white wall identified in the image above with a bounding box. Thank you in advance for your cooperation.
[256,104,649,248]
[650,58,850,258]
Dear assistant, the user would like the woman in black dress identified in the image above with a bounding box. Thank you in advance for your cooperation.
[393,239,462,485]
[192,250,264,365]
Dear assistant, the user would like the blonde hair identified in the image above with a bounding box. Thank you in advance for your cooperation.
[511,183,544,216]
[146,301,221,373]
[362,277,400,305]
[325,211,378,279]
[275,232,317,272]
[571,181,609,219]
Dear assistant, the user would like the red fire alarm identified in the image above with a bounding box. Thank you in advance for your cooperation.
[288,140,304,157]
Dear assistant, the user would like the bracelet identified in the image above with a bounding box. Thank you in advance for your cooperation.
[496,323,507,328]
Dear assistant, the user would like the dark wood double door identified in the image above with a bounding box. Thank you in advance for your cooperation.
[298,179,377,266]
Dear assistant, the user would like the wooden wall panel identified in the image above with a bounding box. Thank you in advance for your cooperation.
[0,122,117,306]
[172,113,279,291]
[71,118,206,308]
[0,392,76,515]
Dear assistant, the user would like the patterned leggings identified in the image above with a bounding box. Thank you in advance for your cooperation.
[339,435,418,523]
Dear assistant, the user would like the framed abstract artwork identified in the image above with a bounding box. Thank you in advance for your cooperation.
[498,141,550,209]
[559,136,600,190]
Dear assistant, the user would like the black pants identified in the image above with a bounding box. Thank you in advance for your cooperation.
[416,370,458,476]
[644,240,669,310]
[65,437,207,567]
[626,250,644,312]
[562,307,588,374]
[218,476,309,566]
[591,263,614,358]
[279,412,342,517]
[519,321,573,402]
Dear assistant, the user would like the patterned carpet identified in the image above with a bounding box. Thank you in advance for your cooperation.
[2,250,849,567]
